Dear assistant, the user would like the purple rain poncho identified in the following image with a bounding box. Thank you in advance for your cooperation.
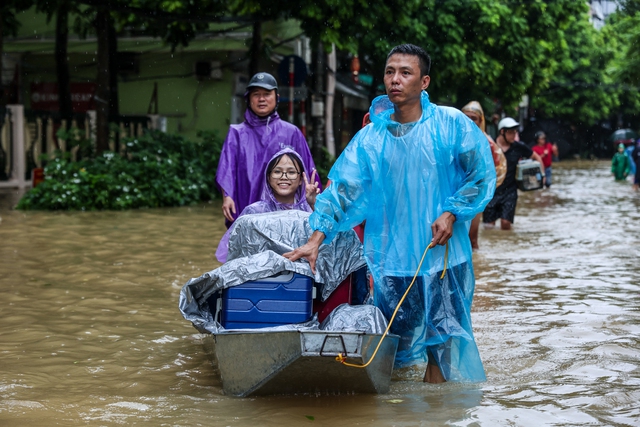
[216,148,313,263]
[216,107,319,227]
[308,91,496,382]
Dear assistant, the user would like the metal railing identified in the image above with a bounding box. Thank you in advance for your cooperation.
[0,108,165,188]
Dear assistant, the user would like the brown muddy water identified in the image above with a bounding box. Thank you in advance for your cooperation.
[1,160,639,426]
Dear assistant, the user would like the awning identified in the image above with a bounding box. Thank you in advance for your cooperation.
[335,81,367,99]
[335,81,370,111]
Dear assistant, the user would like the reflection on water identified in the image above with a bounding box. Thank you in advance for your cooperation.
[1,160,639,426]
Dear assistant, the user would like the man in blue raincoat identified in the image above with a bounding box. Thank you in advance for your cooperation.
[284,44,496,383]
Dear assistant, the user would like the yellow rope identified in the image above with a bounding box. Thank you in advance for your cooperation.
[336,241,449,368]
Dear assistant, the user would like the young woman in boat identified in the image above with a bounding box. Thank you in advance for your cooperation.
[215,148,320,263]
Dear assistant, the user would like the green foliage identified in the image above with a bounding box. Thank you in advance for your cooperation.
[606,7,640,86]
[17,130,223,210]
[533,2,640,125]
[2,0,34,38]
[606,8,640,118]
[619,0,640,15]
[357,0,588,110]
[534,13,620,125]
[120,0,230,48]
[228,0,421,53]
[9,0,233,50]
[56,126,95,160]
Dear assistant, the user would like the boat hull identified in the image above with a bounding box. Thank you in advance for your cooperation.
[204,330,399,397]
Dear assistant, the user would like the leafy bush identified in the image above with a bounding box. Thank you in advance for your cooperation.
[17,129,223,210]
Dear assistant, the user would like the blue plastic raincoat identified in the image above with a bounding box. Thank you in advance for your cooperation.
[309,92,496,382]
[626,144,637,175]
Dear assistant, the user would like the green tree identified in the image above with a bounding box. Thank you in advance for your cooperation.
[228,0,419,52]
[354,0,588,112]
[603,2,640,117]
[534,10,621,126]
[118,0,233,48]
[531,1,640,130]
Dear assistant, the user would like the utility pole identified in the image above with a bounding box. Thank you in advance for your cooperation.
[311,42,325,160]
[248,21,262,77]
[55,1,72,120]
[95,8,113,154]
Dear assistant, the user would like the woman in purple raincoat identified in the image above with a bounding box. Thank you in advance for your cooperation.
[216,72,319,227]
[216,148,319,263]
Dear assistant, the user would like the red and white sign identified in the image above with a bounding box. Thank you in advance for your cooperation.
[30,82,97,112]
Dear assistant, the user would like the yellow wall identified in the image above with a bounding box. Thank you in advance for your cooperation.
[18,50,237,140]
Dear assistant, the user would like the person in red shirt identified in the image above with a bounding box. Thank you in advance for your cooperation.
[531,131,559,188]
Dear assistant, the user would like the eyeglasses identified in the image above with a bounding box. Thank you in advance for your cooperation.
[270,169,300,179]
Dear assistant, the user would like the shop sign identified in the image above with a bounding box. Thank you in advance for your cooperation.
[30,82,96,112]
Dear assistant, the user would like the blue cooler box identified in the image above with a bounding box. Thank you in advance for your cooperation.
[221,272,314,329]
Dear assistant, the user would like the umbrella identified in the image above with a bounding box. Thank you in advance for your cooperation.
[608,128,638,143]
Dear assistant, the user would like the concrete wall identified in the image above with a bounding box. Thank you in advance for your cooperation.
[18,50,238,141]
[118,51,237,140]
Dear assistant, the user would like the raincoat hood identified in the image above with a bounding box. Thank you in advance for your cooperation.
[461,100,487,133]
[259,148,312,212]
[244,104,280,128]
[369,91,435,128]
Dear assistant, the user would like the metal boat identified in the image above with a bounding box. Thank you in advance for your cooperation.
[201,329,399,397]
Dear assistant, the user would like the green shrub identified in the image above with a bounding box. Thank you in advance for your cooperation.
[17,129,223,210]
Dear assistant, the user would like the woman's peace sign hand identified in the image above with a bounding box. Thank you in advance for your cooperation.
[304,169,320,210]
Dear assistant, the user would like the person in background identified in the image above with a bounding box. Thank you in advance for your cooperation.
[611,143,631,182]
[487,113,500,141]
[626,142,637,177]
[284,44,496,384]
[631,140,640,191]
[531,131,559,188]
[216,148,319,263]
[461,101,506,250]
[216,72,320,228]
[483,118,544,230]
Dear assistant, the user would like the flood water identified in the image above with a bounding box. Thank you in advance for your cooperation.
[1,160,639,426]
